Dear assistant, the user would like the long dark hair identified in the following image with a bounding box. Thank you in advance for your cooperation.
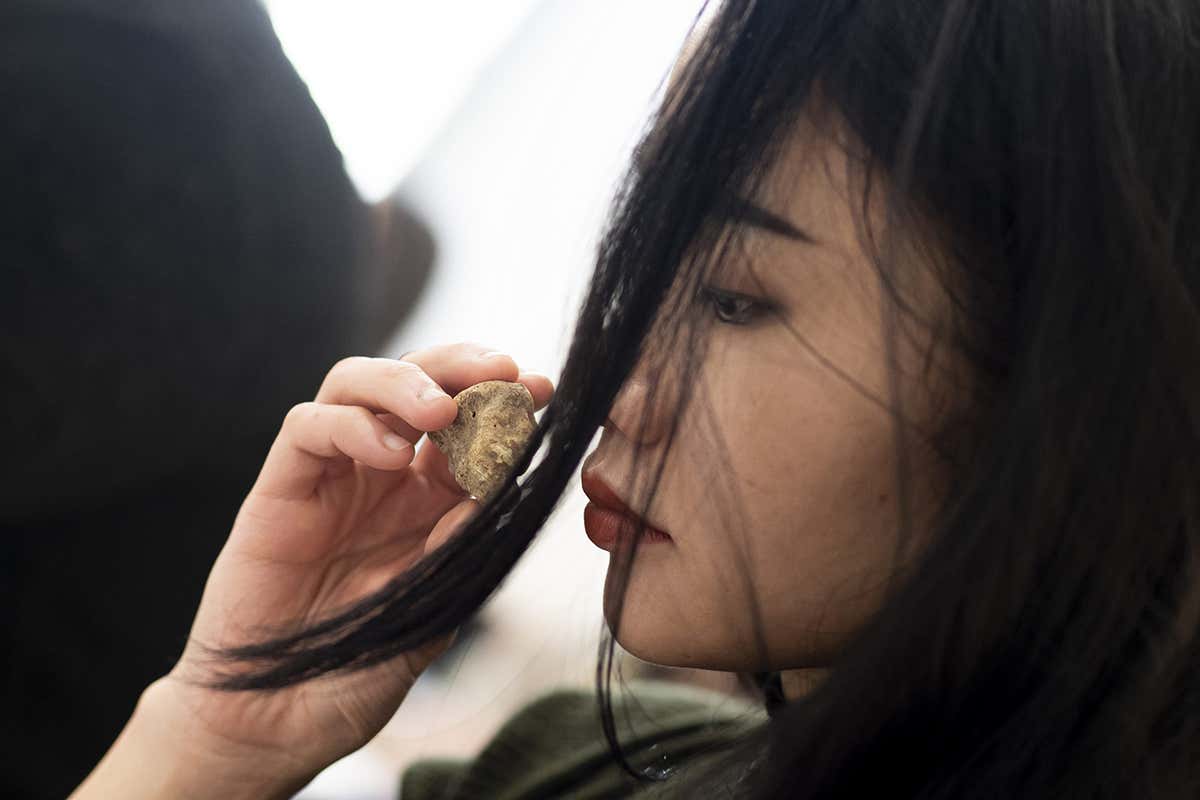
[198,1,1200,795]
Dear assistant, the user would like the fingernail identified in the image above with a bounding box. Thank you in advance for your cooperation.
[420,385,451,403]
[383,433,411,451]
[480,350,509,360]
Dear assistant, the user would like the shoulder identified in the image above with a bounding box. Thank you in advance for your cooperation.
[400,680,765,799]
[494,678,758,737]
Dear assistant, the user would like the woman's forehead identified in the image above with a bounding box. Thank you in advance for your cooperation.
[747,122,868,260]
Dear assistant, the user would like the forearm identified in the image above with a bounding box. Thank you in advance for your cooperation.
[70,681,316,800]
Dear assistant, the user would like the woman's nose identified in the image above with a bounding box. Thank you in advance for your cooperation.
[606,372,671,445]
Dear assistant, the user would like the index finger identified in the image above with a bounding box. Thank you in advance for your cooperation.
[393,344,555,408]
[315,344,552,444]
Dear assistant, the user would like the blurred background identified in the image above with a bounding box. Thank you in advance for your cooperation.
[0,1,730,799]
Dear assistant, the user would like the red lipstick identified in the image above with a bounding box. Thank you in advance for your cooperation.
[581,470,672,552]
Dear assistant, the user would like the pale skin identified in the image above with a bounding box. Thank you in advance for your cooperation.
[584,23,954,694]
[72,97,957,800]
[585,108,955,691]
[70,344,555,800]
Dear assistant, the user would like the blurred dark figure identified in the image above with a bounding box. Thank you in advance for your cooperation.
[0,1,435,797]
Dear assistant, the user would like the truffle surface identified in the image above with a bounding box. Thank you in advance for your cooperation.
[428,380,536,502]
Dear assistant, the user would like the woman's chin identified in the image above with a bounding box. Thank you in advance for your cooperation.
[606,617,724,670]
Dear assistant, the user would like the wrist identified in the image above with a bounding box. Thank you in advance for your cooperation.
[71,680,318,800]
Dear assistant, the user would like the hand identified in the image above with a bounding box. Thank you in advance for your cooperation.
[150,343,554,781]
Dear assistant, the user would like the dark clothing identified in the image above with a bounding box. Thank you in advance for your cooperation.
[400,681,767,800]
[0,2,392,797]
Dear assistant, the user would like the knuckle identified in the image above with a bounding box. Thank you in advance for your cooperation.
[349,406,380,437]
[463,340,493,355]
[384,358,424,382]
[284,401,320,427]
[327,356,366,383]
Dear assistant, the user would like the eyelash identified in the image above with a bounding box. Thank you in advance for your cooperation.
[699,285,772,326]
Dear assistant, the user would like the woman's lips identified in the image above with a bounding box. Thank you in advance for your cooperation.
[583,504,673,552]
[581,471,673,552]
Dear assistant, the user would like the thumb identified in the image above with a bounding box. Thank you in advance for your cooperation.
[405,499,480,675]
[423,499,481,557]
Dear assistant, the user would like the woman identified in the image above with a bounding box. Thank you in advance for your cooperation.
[73,0,1200,797]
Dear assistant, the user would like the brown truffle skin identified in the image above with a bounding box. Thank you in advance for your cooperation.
[427,380,536,502]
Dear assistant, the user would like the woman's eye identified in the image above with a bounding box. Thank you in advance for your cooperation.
[699,286,770,326]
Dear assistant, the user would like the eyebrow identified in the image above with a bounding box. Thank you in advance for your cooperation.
[629,144,817,244]
[720,191,818,245]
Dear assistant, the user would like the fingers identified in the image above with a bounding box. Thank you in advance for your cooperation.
[402,500,479,676]
[392,342,522,395]
[392,367,552,495]
[407,436,467,496]
[314,357,461,444]
[253,402,416,499]
[423,499,480,556]
[316,344,555,445]
[253,343,556,500]
[373,371,552,439]
[518,371,555,411]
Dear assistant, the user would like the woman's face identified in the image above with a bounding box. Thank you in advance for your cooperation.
[581,111,958,671]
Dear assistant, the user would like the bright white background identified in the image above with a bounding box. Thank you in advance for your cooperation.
[260,2,708,798]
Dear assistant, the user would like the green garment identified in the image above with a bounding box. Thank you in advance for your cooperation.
[399,680,768,799]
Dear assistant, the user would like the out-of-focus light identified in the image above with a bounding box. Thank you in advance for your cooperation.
[262,0,546,200]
